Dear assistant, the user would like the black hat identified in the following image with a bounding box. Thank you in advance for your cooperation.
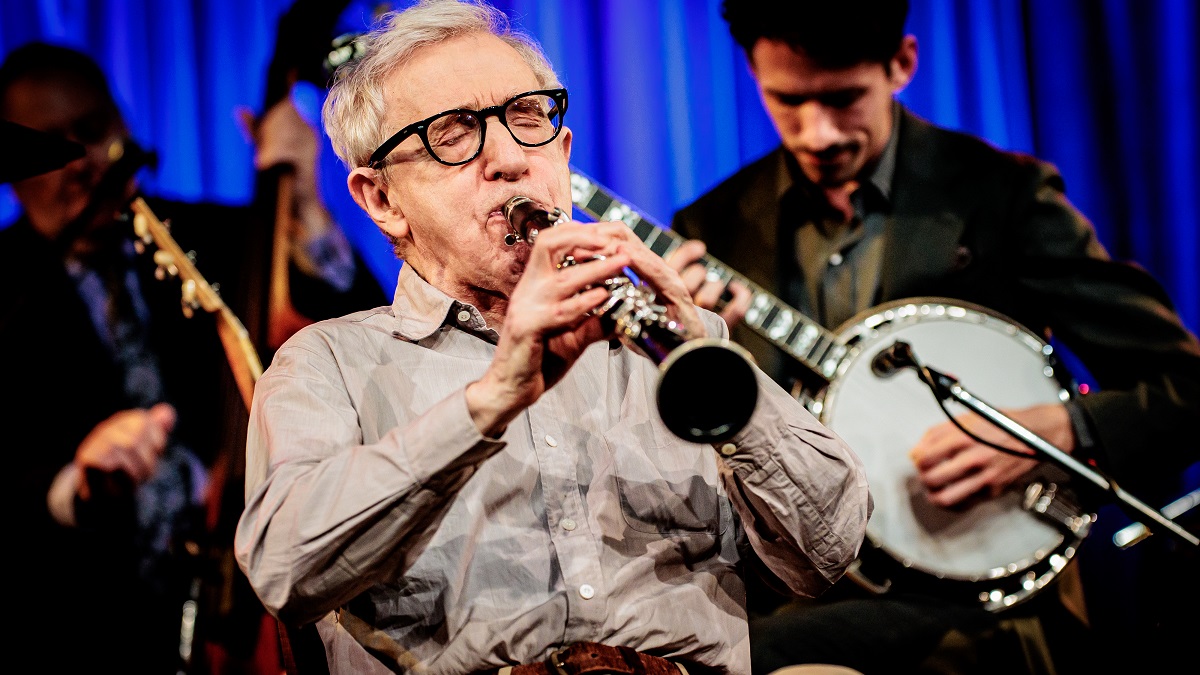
[0,119,86,184]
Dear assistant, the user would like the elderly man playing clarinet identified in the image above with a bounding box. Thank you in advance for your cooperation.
[234,1,870,674]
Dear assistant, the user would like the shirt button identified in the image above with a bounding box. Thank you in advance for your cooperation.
[720,443,737,456]
[579,584,595,599]
[456,310,471,323]
[561,518,577,531]
[545,435,558,447]
[829,252,844,266]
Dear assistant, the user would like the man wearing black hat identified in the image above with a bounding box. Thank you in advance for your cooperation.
[0,42,385,673]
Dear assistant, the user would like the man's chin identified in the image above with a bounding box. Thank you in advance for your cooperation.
[794,148,863,185]
[800,163,856,188]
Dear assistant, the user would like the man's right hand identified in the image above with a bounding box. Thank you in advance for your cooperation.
[74,402,176,501]
[466,222,632,438]
[665,239,752,329]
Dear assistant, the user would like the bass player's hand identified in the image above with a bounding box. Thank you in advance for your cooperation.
[74,402,177,501]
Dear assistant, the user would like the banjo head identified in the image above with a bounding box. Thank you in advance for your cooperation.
[813,298,1089,610]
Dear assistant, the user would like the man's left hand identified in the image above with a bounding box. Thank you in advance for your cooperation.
[238,90,336,243]
[603,223,707,341]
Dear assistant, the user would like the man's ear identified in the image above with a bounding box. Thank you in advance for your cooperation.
[348,167,408,240]
[559,126,573,163]
[889,35,918,94]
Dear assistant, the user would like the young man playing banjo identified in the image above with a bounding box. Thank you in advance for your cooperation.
[670,1,1200,673]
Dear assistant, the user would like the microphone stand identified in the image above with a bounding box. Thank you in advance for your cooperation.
[873,340,1199,548]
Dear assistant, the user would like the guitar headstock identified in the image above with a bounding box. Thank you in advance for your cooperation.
[128,197,225,318]
[126,196,263,407]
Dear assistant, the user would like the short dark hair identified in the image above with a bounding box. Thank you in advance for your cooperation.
[722,0,910,69]
[0,42,118,119]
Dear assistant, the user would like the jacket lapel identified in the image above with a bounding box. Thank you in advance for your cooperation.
[734,148,787,294]
[880,109,969,301]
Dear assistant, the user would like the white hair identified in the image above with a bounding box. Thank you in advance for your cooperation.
[323,0,561,169]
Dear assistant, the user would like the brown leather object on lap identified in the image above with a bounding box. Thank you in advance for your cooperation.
[506,642,686,675]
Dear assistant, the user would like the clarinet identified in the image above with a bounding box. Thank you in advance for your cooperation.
[502,196,759,444]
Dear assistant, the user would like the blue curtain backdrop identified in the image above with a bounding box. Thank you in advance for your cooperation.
[1,0,1195,334]
[1,0,1195,332]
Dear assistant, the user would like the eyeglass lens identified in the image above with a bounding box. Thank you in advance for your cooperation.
[425,92,562,164]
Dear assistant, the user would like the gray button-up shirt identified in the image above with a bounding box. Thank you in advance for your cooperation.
[235,263,871,675]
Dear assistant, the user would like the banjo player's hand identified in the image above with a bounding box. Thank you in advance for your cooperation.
[909,403,1075,508]
[665,239,752,330]
[467,222,630,437]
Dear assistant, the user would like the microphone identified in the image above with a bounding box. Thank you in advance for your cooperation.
[871,340,916,378]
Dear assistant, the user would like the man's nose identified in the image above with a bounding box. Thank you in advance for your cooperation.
[795,103,842,151]
[78,136,120,171]
[479,117,529,181]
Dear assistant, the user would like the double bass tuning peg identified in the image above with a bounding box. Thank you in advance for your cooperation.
[180,279,199,318]
[152,250,177,280]
[131,212,152,248]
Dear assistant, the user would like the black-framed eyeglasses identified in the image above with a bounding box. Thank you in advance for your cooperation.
[367,88,568,168]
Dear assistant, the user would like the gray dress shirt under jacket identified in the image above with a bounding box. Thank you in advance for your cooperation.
[235,263,871,675]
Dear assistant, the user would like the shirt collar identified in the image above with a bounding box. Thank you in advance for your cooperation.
[866,100,901,202]
[389,263,496,342]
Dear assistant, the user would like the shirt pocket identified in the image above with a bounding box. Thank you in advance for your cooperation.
[605,417,728,536]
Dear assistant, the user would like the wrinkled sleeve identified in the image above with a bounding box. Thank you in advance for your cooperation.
[234,329,503,626]
[702,312,873,598]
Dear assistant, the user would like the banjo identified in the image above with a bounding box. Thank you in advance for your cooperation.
[568,169,1094,611]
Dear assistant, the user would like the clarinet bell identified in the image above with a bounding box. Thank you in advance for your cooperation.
[657,337,758,444]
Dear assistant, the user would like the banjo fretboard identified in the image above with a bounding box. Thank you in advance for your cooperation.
[569,169,846,382]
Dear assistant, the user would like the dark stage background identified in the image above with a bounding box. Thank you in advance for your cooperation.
[2,0,1197,651]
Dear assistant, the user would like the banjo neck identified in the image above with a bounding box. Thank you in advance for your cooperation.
[569,170,846,383]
